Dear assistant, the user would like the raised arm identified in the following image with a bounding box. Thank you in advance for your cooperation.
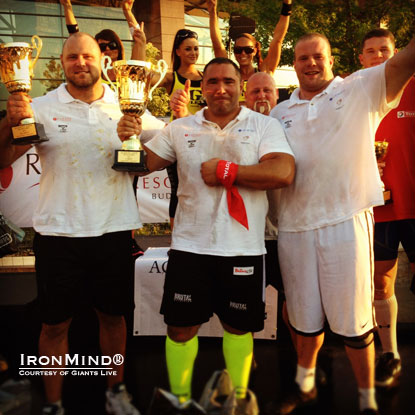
[385,36,415,103]
[0,95,33,168]
[59,0,79,34]
[122,0,139,29]
[207,0,227,58]
[261,0,292,74]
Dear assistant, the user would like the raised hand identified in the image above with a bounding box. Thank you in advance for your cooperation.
[170,79,191,119]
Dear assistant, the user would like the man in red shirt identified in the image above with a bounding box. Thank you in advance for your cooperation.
[359,28,415,389]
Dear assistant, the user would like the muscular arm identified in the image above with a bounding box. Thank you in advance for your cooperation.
[201,152,295,190]
[261,0,292,74]
[142,145,172,172]
[207,0,227,58]
[385,37,415,103]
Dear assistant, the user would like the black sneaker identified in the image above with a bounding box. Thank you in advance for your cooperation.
[264,384,317,414]
[375,352,401,388]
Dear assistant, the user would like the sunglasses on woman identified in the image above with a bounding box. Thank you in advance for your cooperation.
[99,41,118,52]
[234,46,255,55]
[176,30,198,41]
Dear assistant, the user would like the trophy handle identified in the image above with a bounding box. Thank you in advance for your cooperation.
[149,59,168,100]
[30,35,43,71]
[101,56,117,92]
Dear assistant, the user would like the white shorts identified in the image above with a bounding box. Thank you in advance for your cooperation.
[278,210,376,337]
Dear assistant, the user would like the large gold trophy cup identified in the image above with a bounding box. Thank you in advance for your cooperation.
[374,140,392,204]
[102,57,167,172]
[0,35,47,145]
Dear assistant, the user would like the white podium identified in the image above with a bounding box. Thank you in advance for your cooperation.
[133,247,278,339]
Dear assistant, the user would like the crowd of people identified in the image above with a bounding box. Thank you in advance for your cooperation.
[0,0,414,414]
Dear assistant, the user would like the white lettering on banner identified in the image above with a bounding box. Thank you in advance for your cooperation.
[233,266,254,275]
[0,149,171,226]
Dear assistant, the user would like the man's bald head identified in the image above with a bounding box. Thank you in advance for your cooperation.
[60,32,102,92]
[62,32,101,57]
[245,72,278,115]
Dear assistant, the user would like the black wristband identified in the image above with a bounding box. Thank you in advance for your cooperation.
[281,2,292,16]
[66,24,79,34]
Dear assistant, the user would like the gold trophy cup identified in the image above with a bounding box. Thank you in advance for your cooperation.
[374,140,392,204]
[102,57,168,172]
[0,35,47,145]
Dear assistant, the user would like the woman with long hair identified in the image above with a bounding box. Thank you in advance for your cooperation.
[207,0,292,103]
[144,28,205,117]
[147,28,206,228]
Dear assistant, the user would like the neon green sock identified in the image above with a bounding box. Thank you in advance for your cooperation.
[222,330,253,399]
[165,335,198,403]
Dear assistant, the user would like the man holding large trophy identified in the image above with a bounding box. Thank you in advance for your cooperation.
[0,32,164,415]
[0,35,47,144]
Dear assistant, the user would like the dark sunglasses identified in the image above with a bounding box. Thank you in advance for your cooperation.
[176,30,198,41]
[99,41,118,52]
[234,46,255,55]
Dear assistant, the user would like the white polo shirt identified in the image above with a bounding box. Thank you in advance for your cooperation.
[270,63,400,232]
[30,83,162,237]
[146,106,294,256]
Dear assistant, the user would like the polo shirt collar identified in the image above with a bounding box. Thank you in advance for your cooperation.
[287,76,343,107]
[195,105,250,126]
[56,82,115,104]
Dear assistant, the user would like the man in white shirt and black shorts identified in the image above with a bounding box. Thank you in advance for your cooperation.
[0,32,164,415]
[117,57,295,414]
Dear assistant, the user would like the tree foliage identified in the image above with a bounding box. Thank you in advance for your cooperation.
[145,42,171,117]
[41,59,65,93]
[219,0,415,74]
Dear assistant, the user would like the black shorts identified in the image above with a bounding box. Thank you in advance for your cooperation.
[34,231,135,325]
[160,250,266,332]
[374,219,415,262]
[265,239,283,291]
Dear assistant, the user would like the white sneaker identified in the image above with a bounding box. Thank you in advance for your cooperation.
[105,383,140,415]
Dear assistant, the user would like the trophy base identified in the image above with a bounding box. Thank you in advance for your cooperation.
[112,149,148,172]
[11,122,48,145]
[383,189,392,205]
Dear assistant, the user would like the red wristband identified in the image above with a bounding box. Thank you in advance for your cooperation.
[216,160,238,188]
